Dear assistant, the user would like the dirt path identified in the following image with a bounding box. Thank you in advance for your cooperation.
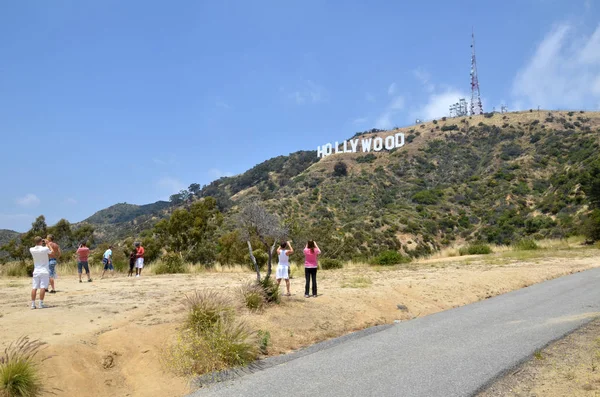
[1,250,598,397]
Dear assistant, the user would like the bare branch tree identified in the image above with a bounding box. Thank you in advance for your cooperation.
[237,203,288,282]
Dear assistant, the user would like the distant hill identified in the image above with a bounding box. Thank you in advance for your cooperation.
[0,229,19,247]
[79,110,600,259]
[82,201,171,241]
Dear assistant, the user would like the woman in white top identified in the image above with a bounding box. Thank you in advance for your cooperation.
[276,241,294,296]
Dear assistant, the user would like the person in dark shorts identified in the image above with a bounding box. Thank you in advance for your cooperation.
[128,249,136,277]
[101,245,114,279]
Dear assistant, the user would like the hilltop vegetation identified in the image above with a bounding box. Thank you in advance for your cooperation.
[3,111,600,266]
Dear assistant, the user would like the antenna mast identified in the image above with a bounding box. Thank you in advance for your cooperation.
[470,29,483,115]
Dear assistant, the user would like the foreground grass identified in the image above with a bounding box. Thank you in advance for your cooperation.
[0,337,45,397]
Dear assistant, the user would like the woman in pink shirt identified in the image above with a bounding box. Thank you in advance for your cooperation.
[303,240,321,298]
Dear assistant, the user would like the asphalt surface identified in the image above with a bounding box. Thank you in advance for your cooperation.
[189,267,600,397]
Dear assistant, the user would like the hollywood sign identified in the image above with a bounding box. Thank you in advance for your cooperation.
[317,132,405,158]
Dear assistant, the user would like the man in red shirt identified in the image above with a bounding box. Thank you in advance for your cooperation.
[135,242,145,277]
[76,242,93,283]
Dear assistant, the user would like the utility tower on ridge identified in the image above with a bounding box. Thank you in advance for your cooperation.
[470,29,483,115]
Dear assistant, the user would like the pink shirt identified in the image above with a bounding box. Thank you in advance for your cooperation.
[303,248,321,268]
[77,247,90,262]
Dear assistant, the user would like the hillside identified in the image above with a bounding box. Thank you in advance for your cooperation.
[0,229,19,249]
[82,201,171,241]
[83,110,600,259]
[198,110,600,259]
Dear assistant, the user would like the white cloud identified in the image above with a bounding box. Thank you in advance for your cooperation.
[512,23,600,110]
[352,117,368,125]
[412,89,469,121]
[15,194,40,208]
[208,168,234,179]
[286,80,327,104]
[413,68,435,93]
[585,0,592,10]
[365,93,376,102]
[156,177,185,193]
[375,96,405,129]
[65,198,78,205]
[388,82,397,96]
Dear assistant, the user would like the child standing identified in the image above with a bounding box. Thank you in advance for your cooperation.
[128,249,136,277]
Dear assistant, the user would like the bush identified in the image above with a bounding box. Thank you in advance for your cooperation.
[459,243,492,256]
[168,320,258,375]
[154,253,186,274]
[356,154,377,164]
[257,330,271,354]
[371,251,411,266]
[245,250,267,272]
[513,238,539,251]
[258,277,280,304]
[333,161,348,177]
[412,189,443,205]
[583,209,600,242]
[320,258,343,270]
[167,290,258,375]
[441,124,458,131]
[185,290,235,334]
[240,281,266,311]
[0,336,45,397]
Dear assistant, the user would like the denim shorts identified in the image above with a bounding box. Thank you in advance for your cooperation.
[48,258,57,278]
[77,261,90,274]
[102,258,114,270]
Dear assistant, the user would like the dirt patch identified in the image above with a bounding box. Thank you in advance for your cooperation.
[0,248,599,397]
[479,319,600,397]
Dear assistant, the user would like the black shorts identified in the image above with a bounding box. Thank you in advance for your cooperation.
[129,262,135,270]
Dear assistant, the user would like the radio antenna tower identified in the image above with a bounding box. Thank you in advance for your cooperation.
[470,29,483,115]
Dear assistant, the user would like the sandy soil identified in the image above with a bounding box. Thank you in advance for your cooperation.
[479,319,600,397]
[1,249,599,397]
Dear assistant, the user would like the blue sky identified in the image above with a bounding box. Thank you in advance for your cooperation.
[1,0,599,232]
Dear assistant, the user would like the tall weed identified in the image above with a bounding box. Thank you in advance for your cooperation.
[0,336,45,397]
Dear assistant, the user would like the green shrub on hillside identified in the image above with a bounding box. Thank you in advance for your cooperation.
[154,253,186,274]
[371,251,411,266]
[513,238,539,251]
[412,189,443,205]
[320,258,343,270]
[356,154,377,164]
[459,243,492,256]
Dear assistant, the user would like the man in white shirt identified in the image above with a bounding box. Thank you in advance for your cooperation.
[29,236,54,309]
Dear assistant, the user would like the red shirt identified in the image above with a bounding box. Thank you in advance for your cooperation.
[77,247,90,262]
[136,246,145,258]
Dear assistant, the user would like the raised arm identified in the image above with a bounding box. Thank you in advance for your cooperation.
[286,241,294,256]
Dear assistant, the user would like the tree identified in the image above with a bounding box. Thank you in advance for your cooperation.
[188,183,201,197]
[237,203,287,281]
[72,224,95,246]
[333,161,348,177]
[153,197,222,266]
[169,193,183,206]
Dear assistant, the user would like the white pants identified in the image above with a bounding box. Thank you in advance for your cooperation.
[32,274,49,289]
[136,258,145,269]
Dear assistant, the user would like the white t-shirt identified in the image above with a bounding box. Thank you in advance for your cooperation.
[104,249,112,259]
[30,246,51,276]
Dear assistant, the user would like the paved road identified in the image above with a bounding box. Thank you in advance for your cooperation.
[190,267,600,397]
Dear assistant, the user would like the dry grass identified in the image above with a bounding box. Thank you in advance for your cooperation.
[0,337,46,397]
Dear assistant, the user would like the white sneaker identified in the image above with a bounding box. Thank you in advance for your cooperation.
[38,302,45,309]
[31,302,36,309]
[136,275,140,278]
